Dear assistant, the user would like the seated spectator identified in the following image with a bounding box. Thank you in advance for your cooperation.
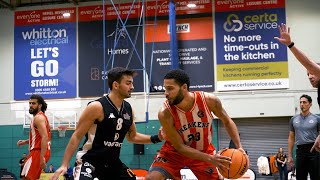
[46,164,55,173]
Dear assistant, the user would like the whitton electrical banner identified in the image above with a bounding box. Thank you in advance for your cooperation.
[215,0,288,91]
[14,8,76,100]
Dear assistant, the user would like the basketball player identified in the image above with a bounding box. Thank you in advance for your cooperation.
[146,69,245,180]
[275,23,320,152]
[51,67,163,180]
[17,94,51,180]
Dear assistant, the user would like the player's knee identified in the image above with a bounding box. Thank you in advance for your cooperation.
[146,171,165,180]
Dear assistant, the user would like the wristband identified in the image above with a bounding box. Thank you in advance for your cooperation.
[288,42,294,48]
[150,135,162,144]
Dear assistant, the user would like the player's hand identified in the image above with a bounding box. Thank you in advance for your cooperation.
[311,135,320,152]
[212,149,232,170]
[287,156,294,169]
[274,23,292,46]
[40,157,46,169]
[50,166,67,180]
[238,148,250,168]
[17,140,26,147]
[158,127,166,141]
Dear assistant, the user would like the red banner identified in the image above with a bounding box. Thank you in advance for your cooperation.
[15,8,76,26]
[79,1,212,21]
[145,0,212,17]
[215,0,285,12]
[78,3,142,22]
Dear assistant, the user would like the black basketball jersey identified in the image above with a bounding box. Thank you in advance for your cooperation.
[77,95,133,165]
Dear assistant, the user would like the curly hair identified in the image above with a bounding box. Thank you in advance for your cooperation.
[30,94,47,113]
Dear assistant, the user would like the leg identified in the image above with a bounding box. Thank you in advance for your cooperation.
[307,152,320,180]
[296,149,308,180]
[146,169,167,180]
[147,150,185,180]
[187,160,218,180]
[283,164,288,180]
[118,163,136,180]
[21,150,45,180]
[278,164,284,180]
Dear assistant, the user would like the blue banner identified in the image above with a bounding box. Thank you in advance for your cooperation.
[14,22,77,100]
[215,5,289,91]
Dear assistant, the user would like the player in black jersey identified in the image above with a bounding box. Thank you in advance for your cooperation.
[51,67,163,180]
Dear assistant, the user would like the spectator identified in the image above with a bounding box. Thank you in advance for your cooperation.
[19,153,27,179]
[46,164,55,173]
[276,147,288,180]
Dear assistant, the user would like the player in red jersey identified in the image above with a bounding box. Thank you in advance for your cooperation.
[147,69,246,180]
[17,94,51,180]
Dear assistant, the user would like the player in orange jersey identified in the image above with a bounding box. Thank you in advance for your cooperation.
[147,69,247,180]
[17,94,51,180]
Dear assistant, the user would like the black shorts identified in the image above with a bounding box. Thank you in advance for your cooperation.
[74,160,136,180]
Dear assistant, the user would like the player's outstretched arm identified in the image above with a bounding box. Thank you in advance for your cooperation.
[205,93,242,149]
[50,102,103,180]
[126,111,164,144]
[158,107,231,169]
[274,23,320,76]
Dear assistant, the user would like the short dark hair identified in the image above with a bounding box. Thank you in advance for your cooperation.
[164,69,190,90]
[107,67,136,90]
[30,94,47,113]
[300,94,312,103]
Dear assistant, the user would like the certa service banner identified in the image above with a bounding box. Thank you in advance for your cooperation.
[14,8,77,100]
[145,0,214,92]
[78,3,144,97]
[215,0,288,91]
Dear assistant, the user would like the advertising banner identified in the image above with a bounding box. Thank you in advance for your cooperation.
[78,4,144,97]
[14,8,76,100]
[215,0,288,91]
[145,1,214,92]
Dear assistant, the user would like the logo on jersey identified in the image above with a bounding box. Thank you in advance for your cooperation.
[197,110,204,118]
[178,122,210,134]
[204,167,214,174]
[109,113,116,118]
[155,156,168,163]
[104,141,122,147]
[123,113,130,120]
[80,166,93,178]
[309,119,314,123]
[114,133,120,141]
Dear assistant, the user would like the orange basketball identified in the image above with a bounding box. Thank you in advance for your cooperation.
[218,148,249,179]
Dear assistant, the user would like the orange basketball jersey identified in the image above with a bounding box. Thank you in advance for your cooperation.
[29,112,51,151]
[164,91,214,151]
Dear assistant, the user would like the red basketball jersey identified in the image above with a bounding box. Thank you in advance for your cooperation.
[29,112,51,151]
[163,91,214,151]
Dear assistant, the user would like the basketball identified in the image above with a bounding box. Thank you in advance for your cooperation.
[218,148,249,179]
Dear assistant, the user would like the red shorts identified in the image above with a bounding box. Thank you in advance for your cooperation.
[150,148,218,180]
[21,149,50,180]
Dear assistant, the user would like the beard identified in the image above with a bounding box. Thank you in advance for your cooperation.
[169,89,184,105]
[29,107,39,115]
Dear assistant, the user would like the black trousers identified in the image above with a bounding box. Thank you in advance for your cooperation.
[296,143,320,180]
